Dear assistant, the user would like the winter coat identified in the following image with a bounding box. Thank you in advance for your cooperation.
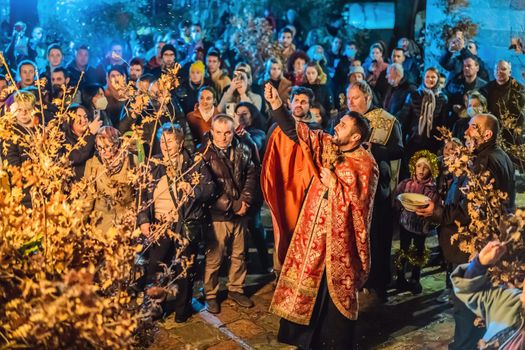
[201,138,259,221]
[382,78,416,119]
[395,177,439,235]
[481,78,525,145]
[399,86,449,155]
[83,153,137,233]
[136,149,215,238]
[431,139,515,263]
[451,260,524,349]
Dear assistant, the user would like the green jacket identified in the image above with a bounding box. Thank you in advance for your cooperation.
[451,262,524,349]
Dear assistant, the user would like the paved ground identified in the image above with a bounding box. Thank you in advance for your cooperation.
[149,237,456,350]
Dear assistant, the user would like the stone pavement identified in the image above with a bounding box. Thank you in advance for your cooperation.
[149,252,456,349]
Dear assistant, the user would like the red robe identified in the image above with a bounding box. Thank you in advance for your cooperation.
[261,126,317,264]
[270,123,379,324]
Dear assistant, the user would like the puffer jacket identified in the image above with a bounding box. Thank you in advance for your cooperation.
[201,137,259,221]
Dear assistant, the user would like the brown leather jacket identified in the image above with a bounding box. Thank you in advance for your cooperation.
[201,138,259,221]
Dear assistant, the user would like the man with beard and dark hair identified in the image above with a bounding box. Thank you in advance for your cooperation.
[264,82,379,350]
[129,57,145,84]
[261,86,322,276]
[417,113,515,350]
[44,67,79,122]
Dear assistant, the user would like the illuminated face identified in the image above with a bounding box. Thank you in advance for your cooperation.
[392,50,405,64]
[198,89,214,110]
[51,71,67,86]
[463,58,479,79]
[443,141,460,159]
[305,66,318,84]
[269,63,282,80]
[111,45,123,60]
[310,107,322,125]
[424,70,439,89]
[12,101,35,127]
[96,139,118,162]
[91,88,106,108]
[190,68,203,85]
[465,115,488,148]
[19,64,35,87]
[160,131,182,159]
[371,47,383,62]
[190,25,202,41]
[206,55,220,74]
[349,72,364,84]
[387,67,402,87]
[129,64,143,81]
[211,119,234,149]
[162,50,176,66]
[293,58,306,75]
[347,86,370,114]
[48,48,63,67]
[333,115,359,146]
[415,161,431,182]
[76,49,89,67]
[290,93,310,119]
[495,61,511,85]
[108,70,125,89]
[279,32,293,48]
[235,105,253,128]
[71,108,89,136]
[331,38,342,54]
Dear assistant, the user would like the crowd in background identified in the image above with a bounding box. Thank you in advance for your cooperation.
[1,8,524,349]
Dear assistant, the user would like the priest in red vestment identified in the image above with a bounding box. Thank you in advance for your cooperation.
[264,83,379,349]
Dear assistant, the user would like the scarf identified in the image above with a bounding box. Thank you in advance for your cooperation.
[418,87,436,138]
[198,106,215,122]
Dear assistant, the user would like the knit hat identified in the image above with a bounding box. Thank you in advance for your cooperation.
[349,65,365,77]
[161,44,176,57]
[190,60,205,74]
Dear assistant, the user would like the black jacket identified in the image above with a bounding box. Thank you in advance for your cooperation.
[433,139,515,263]
[399,86,448,154]
[481,78,525,145]
[439,48,489,81]
[4,124,35,207]
[382,78,415,119]
[63,126,96,182]
[137,149,215,228]
[302,83,334,113]
[201,138,259,221]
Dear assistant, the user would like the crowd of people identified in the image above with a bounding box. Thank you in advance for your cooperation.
[1,10,524,350]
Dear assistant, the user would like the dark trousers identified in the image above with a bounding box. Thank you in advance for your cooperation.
[449,290,485,350]
[278,274,356,350]
[366,198,394,291]
[398,226,426,282]
[247,207,269,270]
[144,236,198,316]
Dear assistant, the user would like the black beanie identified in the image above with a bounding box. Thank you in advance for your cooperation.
[161,44,176,57]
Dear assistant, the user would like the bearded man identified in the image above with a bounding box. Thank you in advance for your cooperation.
[264,83,379,350]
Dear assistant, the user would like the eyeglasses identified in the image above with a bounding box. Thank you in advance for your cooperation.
[96,143,117,153]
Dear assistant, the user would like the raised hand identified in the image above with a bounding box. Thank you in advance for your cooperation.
[264,83,282,110]
[478,241,507,266]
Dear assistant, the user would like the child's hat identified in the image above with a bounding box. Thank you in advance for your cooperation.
[409,150,439,178]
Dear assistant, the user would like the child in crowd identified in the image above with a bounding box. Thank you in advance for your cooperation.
[395,150,440,294]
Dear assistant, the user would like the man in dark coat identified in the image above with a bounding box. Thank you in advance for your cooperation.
[480,60,525,147]
[383,63,415,119]
[417,113,515,350]
[201,114,259,314]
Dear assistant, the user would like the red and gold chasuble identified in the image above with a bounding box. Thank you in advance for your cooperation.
[270,123,379,324]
